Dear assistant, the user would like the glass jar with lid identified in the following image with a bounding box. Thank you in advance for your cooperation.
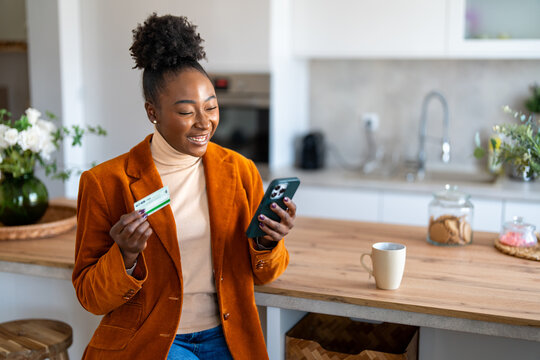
[499,216,537,248]
[427,184,474,246]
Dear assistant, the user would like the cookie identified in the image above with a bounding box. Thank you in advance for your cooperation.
[429,214,472,245]
[444,217,460,236]
[460,220,472,244]
[429,221,449,244]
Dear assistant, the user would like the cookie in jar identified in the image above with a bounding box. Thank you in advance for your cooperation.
[427,185,473,246]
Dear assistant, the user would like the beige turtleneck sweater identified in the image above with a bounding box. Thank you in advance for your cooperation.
[150,130,220,334]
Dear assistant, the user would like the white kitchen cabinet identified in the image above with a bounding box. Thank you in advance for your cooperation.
[447,0,540,58]
[291,0,446,58]
[380,191,432,226]
[293,185,379,221]
[292,184,537,235]
[471,197,503,232]
[290,0,540,59]
[503,200,540,230]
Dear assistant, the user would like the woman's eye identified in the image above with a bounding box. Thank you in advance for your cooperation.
[178,111,192,115]
[207,106,217,111]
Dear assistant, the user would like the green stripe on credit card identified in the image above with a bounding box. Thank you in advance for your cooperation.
[134,186,171,216]
[146,199,170,215]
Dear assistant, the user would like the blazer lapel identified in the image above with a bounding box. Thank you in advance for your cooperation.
[203,143,237,280]
[127,135,182,277]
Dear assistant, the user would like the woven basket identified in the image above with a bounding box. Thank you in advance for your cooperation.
[494,237,540,261]
[0,200,76,240]
[286,313,418,360]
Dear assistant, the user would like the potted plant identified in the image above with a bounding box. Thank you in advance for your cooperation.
[474,105,539,181]
[0,107,106,225]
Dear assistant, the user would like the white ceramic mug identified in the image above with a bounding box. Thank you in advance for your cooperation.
[360,242,406,290]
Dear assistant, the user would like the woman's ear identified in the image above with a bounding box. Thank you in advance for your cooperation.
[145,101,158,124]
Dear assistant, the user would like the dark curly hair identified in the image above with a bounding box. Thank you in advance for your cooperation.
[129,13,209,105]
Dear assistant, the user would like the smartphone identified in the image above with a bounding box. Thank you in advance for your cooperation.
[245,177,301,239]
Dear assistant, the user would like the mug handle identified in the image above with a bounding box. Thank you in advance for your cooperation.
[360,253,373,279]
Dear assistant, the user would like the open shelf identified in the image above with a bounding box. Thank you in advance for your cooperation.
[0,41,27,53]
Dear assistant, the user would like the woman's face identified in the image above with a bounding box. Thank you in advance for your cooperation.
[146,69,219,157]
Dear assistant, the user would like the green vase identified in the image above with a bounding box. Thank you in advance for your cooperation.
[0,172,49,226]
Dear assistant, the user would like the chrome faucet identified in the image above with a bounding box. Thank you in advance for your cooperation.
[417,90,451,179]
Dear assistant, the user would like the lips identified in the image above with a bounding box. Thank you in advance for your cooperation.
[187,133,210,145]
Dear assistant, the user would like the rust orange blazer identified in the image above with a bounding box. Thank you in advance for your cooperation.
[72,135,289,359]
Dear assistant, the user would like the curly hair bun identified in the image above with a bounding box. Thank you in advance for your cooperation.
[130,13,206,71]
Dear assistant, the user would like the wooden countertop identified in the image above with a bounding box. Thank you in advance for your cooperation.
[255,217,540,329]
[1,214,538,331]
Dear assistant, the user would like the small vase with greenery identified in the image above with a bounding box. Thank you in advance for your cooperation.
[474,105,539,181]
[0,107,106,225]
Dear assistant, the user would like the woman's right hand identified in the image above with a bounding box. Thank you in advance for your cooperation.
[109,210,152,269]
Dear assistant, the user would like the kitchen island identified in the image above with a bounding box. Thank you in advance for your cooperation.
[1,210,539,359]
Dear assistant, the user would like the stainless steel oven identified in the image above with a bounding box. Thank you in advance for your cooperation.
[211,73,269,164]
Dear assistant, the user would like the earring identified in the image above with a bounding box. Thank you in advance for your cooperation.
[152,120,157,124]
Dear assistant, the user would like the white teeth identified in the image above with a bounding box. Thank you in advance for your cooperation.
[188,134,208,143]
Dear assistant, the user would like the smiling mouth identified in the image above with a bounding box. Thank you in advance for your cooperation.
[187,134,210,145]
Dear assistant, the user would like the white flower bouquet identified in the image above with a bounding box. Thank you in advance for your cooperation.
[0,107,106,179]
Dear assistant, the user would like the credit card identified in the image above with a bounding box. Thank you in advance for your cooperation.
[134,186,170,216]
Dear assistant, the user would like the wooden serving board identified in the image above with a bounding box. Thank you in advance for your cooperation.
[0,199,76,241]
[0,199,76,268]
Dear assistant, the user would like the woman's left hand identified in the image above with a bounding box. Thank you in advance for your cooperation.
[257,197,297,245]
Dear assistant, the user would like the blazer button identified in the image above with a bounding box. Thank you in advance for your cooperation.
[223,312,230,320]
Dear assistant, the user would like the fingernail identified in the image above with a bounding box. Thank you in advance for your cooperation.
[138,209,145,215]
[143,213,148,219]
[259,214,265,220]
[284,197,289,202]
[271,203,277,209]
[259,222,264,228]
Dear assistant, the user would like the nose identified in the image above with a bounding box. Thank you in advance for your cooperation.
[195,111,211,129]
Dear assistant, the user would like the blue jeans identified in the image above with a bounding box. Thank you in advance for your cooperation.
[167,325,233,360]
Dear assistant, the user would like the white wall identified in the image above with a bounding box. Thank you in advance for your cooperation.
[24,0,271,199]
[0,272,101,360]
[0,0,26,41]
[269,0,309,170]
[26,0,64,198]
[77,0,271,198]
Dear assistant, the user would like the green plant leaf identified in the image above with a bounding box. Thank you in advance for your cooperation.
[474,147,485,159]
[489,138,497,151]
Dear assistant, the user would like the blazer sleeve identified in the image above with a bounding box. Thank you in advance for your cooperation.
[72,170,148,315]
[244,160,290,285]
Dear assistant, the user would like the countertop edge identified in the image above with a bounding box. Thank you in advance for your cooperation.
[265,167,540,202]
[0,260,72,280]
[254,293,540,342]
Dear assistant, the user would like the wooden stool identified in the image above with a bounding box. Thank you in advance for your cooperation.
[0,319,72,360]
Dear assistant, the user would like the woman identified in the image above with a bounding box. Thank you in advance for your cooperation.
[72,13,296,360]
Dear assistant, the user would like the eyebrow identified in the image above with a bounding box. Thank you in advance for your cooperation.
[174,95,216,105]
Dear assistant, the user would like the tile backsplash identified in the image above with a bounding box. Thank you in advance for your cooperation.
[309,60,540,172]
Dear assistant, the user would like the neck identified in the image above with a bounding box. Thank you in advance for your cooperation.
[150,129,200,169]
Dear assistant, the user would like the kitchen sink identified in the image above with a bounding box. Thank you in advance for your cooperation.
[403,170,498,185]
[342,165,498,185]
